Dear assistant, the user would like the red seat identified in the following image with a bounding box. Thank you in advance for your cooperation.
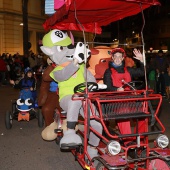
[94,58,111,81]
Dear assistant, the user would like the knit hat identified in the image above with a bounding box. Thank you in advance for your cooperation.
[24,67,32,74]
[108,48,126,57]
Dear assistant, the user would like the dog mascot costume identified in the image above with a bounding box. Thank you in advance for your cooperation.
[40,29,103,158]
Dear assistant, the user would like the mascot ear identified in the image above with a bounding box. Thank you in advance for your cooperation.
[40,46,55,56]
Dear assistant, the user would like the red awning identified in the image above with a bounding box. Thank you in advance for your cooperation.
[43,0,160,34]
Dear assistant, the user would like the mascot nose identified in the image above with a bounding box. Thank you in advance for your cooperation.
[67,44,75,49]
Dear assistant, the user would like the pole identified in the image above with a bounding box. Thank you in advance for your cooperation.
[22,0,29,56]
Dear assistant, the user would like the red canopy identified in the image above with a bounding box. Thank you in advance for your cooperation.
[43,0,160,34]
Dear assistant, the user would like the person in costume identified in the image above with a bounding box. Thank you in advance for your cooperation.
[103,48,145,143]
[40,29,103,158]
[38,59,62,127]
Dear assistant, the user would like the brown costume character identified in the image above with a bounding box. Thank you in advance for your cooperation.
[38,64,61,126]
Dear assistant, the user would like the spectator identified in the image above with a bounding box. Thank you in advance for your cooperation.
[14,55,23,68]
[164,66,170,100]
[22,54,30,68]
[10,67,37,102]
[28,52,37,70]
[153,50,168,96]
[0,55,7,85]
[8,59,22,81]
[148,68,156,92]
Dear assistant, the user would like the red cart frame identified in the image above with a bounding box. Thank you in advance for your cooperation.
[43,0,170,169]
[69,89,170,169]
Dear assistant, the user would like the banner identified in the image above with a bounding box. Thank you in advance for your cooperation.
[45,0,55,15]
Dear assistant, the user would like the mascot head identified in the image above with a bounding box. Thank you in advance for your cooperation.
[40,29,75,65]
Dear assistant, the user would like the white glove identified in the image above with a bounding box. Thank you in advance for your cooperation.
[98,84,107,90]
[88,84,107,91]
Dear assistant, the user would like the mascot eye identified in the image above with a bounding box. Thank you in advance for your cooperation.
[79,42,83,47]
[17,99,24,106]
[25,98,33,106]
[86,44,89,49]
[57,46,63,52]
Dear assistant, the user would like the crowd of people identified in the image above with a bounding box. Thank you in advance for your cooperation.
[0,51,48,86]
[1,49,170,101]
[1,46,170,163]
[147,50,170,100]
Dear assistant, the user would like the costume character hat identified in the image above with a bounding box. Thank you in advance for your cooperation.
[42,29,72,47]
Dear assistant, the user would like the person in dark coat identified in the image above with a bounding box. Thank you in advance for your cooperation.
[0,55,7,85]
[153,50,168,96]
[103,48,145,144]
[103,48,144,91]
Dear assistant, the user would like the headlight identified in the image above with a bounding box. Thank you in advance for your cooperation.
[156,135,169,148]
[107,140,121,155]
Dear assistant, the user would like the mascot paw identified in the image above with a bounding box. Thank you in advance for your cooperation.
[60,129,82,148]
[73,42,91,63]
[41,119,79,141]
[41,121,58,141]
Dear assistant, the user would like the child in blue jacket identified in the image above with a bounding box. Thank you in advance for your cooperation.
[10,67,37,102]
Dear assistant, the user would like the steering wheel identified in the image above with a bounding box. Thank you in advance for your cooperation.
[74,82,98,93]
[122,81,145,90]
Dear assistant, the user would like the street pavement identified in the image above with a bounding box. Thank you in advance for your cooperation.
[0,85,82,170]
[0,85,170,170]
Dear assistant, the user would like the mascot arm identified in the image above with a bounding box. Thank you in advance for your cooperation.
[38,81,50,106]
[51,62,79,82]
[86,69,97,83]
[43,65,54,82]
[38,65,54,106]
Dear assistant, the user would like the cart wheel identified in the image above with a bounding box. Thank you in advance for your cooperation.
[5,111,12,129]
[96,162,108,170]
[12,102,17,114]
[38,109,44,128]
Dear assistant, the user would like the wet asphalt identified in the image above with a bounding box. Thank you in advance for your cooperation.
[0,85,170,170]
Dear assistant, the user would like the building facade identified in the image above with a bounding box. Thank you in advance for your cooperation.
[0,0,46,55]
[0,0,169,56]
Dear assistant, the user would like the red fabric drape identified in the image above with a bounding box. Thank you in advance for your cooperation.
[43,0,160,34]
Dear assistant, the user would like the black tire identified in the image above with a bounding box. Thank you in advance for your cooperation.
[55,135,62,145]
[5,111,12,129]
[38,109,44,128]
[12,102,17,114]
